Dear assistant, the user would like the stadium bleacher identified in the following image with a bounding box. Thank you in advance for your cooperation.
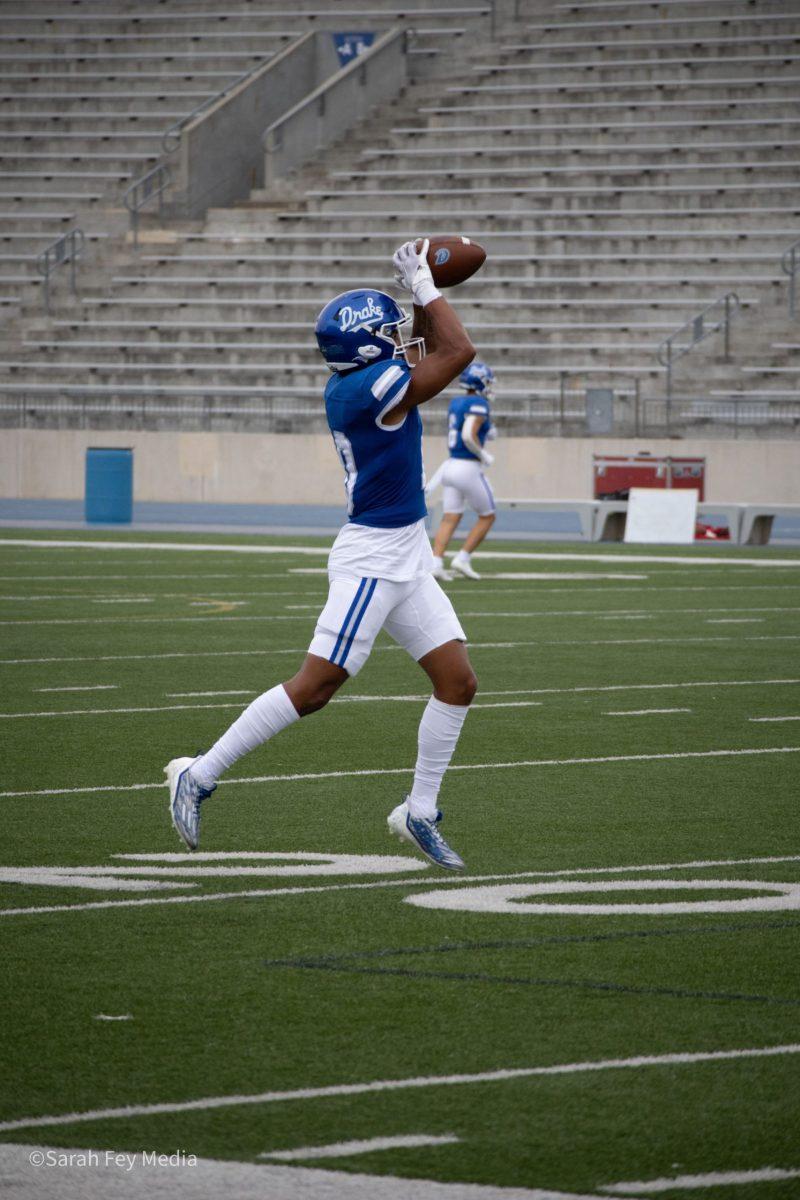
[0,0,798,435]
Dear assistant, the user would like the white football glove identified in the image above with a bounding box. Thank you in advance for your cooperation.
[392,238,441,308]
[480,450,494,468]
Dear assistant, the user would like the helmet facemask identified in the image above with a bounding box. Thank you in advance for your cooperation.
[386,311,425,368]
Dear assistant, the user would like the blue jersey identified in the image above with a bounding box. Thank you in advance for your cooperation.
[325,360,426,529]
[448,393,491,460]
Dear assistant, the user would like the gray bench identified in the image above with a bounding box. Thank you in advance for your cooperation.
[495,497,598,540]
[741,504,800,545]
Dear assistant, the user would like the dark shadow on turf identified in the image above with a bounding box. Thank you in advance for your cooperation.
[263,918,800,1007]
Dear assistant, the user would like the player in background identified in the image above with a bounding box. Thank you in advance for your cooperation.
[429,361,496,581]
[165,239,478,872]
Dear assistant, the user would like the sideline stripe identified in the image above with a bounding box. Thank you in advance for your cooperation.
[602,1167,800,1194]
[1,746,799,800]
[3,853,799,919]
[0,1044,797,1134]
[260,1133,460,1161]
[2,538,799,566]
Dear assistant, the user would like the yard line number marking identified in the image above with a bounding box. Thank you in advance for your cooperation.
[2,852,799,918]
[602,1166,800,1194]
[405,879,800,917]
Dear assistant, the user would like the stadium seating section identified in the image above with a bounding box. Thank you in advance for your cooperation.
[0,0,798,435]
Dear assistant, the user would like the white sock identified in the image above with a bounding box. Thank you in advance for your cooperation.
[407,696,470,819]
[190,684,299,789]
[453,549,470,564]
[433,555,444,570]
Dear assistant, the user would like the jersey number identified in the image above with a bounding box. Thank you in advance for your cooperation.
[332,430,357,516]
[447,412,458,450]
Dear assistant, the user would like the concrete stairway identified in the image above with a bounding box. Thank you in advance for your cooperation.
[0,0,495,318]
[2,0,799,437]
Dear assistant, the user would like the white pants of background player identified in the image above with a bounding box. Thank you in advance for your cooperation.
[442,457,496,518]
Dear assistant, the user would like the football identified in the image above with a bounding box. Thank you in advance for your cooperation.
[415,235,487,288]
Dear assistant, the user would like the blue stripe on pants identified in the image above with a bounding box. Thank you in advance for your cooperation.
[329,577,367,665]
[480,474,495,513]
[337,577,378,668]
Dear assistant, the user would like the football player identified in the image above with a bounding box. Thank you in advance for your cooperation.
[165,240,477,871]
[430,361,496,581]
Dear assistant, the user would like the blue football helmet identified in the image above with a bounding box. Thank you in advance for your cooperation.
[459,360,495,399]
[315,288,424,372]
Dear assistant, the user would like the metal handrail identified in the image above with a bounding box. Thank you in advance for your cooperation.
[780,237,800,318]
[123,162,171,249]
[36,228,84,313]
[657,292,740,408]
[160,53,279,155]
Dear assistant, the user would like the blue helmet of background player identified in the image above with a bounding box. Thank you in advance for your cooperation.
[459,360,495,399]
[315,288,424,372]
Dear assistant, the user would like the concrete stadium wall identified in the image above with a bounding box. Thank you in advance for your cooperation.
[2,430,799,506]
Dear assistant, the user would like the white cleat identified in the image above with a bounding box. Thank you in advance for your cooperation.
[165,755,216,851]
[388,799,465,872]
[432,563,453,582]
[451,557,481,580]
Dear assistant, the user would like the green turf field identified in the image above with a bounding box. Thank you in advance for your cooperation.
[1,530,799,1198]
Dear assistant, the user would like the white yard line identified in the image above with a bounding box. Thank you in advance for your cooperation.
[460,607,800,618]
[2,605,797,627]
[2,747,799,801]
[602,1166,800,1193]
[487,573,649,581]
[0,1044,797,1135]
[0,702,250,720]
[0,538,328,556]
[605,708,692,716]
[3,852,799,919]
[93,1014,133,1022]
[470,701,543,709]
[35,685,119,693]
[260,1134,460,1161]
[595,615,654,621]
[166,690,256,698]
[749,715,800,722]
[2,538,799,566]
[4,633,800,662]
[706,618,765,624]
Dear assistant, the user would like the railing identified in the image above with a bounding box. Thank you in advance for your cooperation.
[781,237,800,318]
[123,163,171,249]
[657,292,741,411]
[36,229,84,314]
[3,389,799,439]
[262,27,406,186]
[160,54,281,155]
